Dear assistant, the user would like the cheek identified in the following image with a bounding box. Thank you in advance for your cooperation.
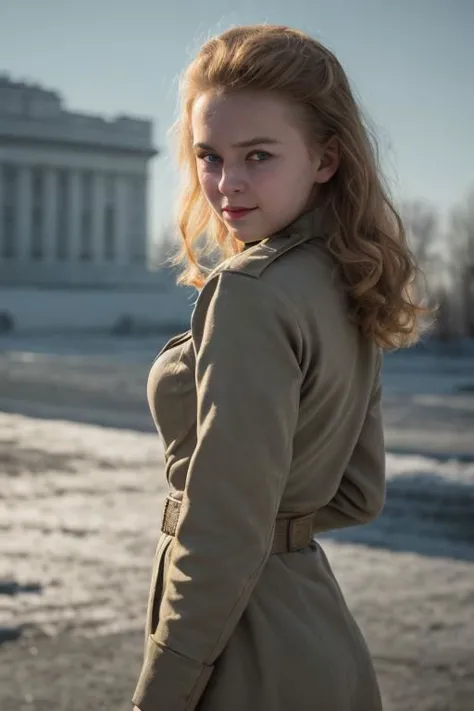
[198,169,219,200]
[253,164,297,196]
[251,164,284,193]
[275,160,313,194]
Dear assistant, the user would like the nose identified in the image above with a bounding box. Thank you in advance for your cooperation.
[218,166,246,195]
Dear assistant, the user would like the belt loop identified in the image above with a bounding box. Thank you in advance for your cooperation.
[161,497,181,537]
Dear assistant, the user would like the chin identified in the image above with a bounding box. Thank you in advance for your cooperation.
[227,220,265,240]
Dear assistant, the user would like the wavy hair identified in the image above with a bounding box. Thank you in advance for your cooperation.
[170,24,429,349]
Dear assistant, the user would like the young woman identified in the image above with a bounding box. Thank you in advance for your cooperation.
[132,24,425,711]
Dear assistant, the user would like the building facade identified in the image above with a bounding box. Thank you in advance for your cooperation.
[0,74,157,286]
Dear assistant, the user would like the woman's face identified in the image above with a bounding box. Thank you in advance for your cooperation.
[191,90,326,243]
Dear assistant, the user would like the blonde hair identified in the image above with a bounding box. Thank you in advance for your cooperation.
[170,24,429,350]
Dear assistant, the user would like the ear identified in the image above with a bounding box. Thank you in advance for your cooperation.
[313,135,340,184]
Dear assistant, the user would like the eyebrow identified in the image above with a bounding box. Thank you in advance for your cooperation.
[193,137,281,150]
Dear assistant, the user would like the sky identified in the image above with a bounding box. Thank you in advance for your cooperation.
[0,0,472,245]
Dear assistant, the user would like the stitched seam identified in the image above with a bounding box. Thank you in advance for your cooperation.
[148,636,212,668]
[152,330,192,366]
[262,278,305,369]
[184,664,213,708]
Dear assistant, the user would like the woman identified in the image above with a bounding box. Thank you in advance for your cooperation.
[132,24,426,711]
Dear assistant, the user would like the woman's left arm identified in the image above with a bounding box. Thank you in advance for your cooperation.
[311,351,386,533]
[132,271,303,711]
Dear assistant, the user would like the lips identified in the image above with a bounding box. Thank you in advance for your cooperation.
[222,206,257,219]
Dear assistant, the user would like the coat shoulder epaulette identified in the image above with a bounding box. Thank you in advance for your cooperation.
[204,209,326,283]
[205,230,312,282]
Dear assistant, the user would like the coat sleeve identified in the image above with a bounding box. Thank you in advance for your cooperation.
[132,271,303,711]
[311,350,386,533]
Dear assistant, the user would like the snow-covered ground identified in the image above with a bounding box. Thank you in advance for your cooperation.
[1,334,474,660]
[1,411,473,659]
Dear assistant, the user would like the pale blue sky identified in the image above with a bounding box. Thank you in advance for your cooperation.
[1,0,472,243]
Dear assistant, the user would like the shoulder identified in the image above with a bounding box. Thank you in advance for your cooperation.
[193,257,297,328]
[192,209,337,334]
[190,244,306,356]
[196,230,319,311]
[204,210,336,297]
[199,238,338,332]
[205,232,313,283]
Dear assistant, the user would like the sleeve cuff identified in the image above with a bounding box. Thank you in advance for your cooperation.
[132,635,214,711]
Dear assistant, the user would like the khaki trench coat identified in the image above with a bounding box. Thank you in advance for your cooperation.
[132,208,386,711]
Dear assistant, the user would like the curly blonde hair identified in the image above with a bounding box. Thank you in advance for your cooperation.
[170,24,429,350]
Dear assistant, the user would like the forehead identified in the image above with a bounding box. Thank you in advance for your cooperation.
[191,90,303,145]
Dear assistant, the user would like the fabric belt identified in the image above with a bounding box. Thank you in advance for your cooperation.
[161,496,314,554]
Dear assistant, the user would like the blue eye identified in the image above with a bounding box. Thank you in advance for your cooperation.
[248,151,271,162]
[201,153,221,164]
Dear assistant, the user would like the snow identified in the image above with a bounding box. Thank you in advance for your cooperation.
[1,334,473,652]
[0,416,164,640]
[1,411,473,645]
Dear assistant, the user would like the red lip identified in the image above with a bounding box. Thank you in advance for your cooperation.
[222,206,257,217]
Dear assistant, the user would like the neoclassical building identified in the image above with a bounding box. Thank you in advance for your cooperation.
[0,74,157,286]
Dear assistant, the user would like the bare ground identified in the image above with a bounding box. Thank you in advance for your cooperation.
[1,626,473,711]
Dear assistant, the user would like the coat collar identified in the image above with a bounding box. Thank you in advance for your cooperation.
[205,207,327,283]
[271,206,326,245]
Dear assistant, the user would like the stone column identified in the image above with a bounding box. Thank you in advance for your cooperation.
[92,171,105,264]
[0,164,4,260]
[115,173,129,266]
[68,169,81,263]
[141,175,149,265]
[17,165,32,261]
[134,174,149,267]
[43,168,58,263]
[129,173,147,265]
